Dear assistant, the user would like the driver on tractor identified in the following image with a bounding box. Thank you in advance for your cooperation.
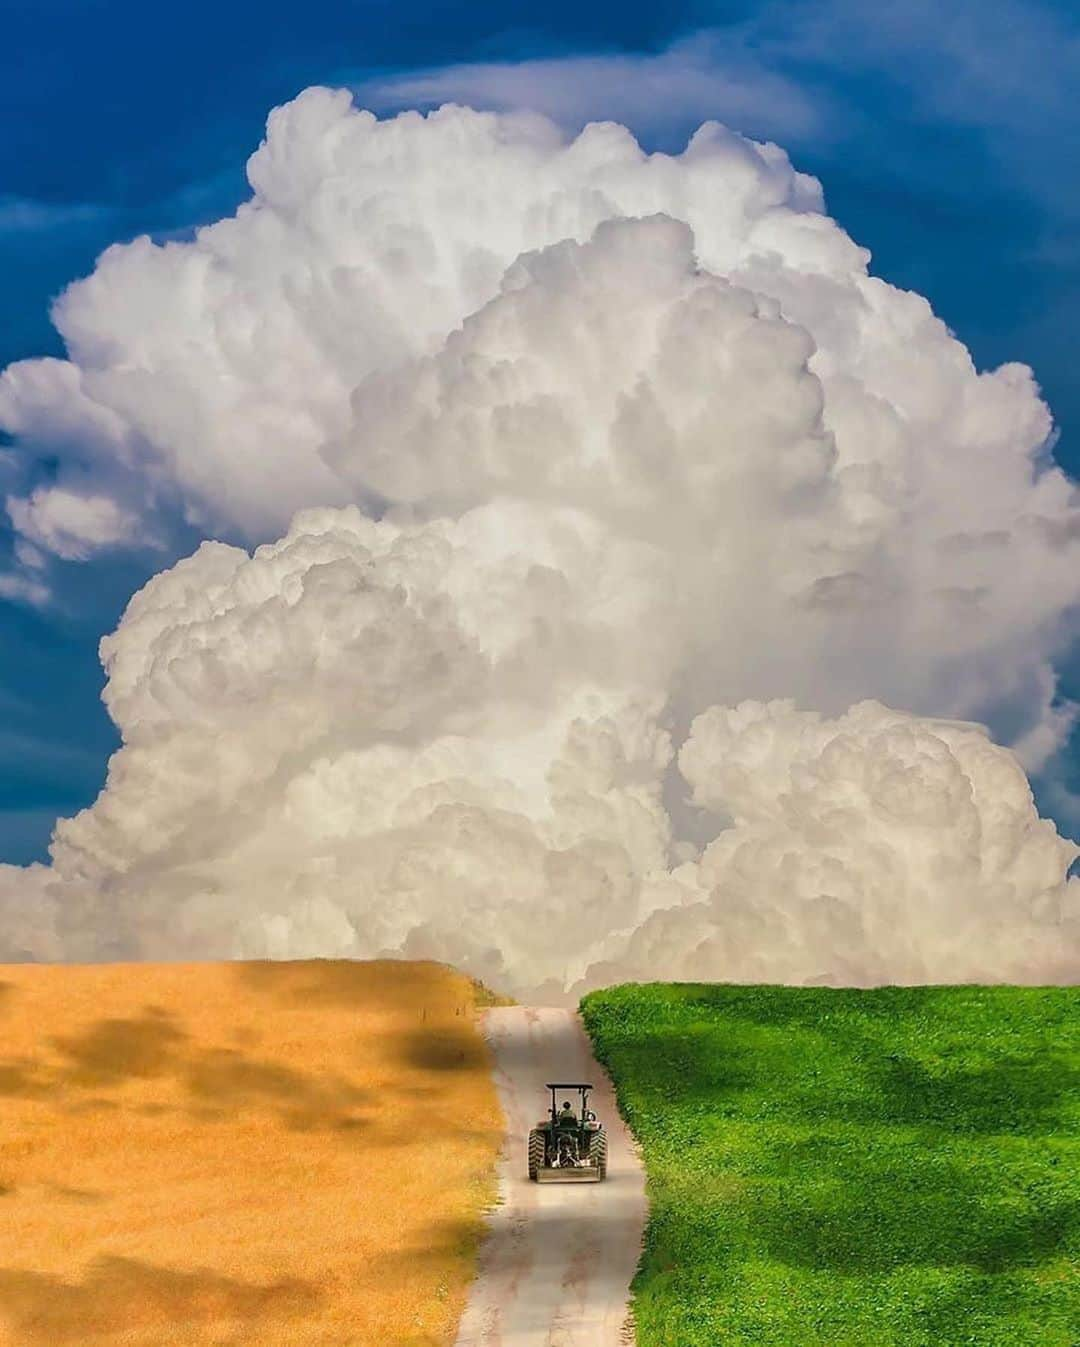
[557,1101,577,1127]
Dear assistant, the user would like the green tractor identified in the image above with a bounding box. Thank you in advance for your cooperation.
[527,1083,607,1182]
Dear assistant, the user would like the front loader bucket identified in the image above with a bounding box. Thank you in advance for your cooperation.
[536,1166,602,1182]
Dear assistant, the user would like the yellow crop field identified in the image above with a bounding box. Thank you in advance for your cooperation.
[0,959,503,1346]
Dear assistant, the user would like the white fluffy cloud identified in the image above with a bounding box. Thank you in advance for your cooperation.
[629,700,1079,988]
[0,91,1077,993]
[8,486,142,560]
[4,502,1075,995]
[2,89,830,547]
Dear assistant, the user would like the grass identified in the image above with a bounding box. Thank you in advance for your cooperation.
[0,959,503,1347]
[580,983,1080,1347]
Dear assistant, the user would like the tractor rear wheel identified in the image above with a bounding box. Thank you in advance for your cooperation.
[528,1128,545,1180]
[589,1130,608,1179]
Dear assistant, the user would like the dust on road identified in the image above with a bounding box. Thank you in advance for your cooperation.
[454,1006,646,1347]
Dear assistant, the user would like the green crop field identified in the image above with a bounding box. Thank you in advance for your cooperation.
[581,984,1080,1346]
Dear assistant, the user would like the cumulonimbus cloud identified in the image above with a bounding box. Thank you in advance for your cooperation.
[0,90,1077,993]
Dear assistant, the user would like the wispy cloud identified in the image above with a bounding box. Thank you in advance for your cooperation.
[357,0,1078,215]
[0,197,109,236]
[0,166,243,247]
[358,31,832,149]
[762,0,1080,217]
[773,0,1079,129]
[0,569,48,606]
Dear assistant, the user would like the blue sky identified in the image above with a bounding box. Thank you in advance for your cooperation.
[2,0,1078,863]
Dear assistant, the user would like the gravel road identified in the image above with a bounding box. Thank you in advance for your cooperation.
[453,1006,647,1347]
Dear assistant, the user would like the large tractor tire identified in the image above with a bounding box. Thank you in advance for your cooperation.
[589,1129,608,1180]
[528,1128,546,1181]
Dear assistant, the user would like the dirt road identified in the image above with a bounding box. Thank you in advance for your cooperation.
[454,1006,647,1347]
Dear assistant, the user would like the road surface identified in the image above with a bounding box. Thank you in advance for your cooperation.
[454,1006,647,1347]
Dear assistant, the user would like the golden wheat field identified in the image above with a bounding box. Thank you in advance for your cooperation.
[0,959,503,1346]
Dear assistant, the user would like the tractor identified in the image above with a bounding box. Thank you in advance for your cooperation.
[527,1083,607,1182]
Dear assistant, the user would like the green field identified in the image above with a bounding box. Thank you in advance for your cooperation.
[581,984,1080,1346]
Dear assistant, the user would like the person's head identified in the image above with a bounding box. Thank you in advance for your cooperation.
[562,1100,571,1110]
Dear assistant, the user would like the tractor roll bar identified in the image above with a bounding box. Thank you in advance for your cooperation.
[546,1083,594,1125]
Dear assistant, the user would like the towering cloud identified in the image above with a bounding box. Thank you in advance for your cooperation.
[1,91,1077,992]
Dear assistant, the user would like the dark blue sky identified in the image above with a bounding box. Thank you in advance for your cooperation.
[2,0,1078,862]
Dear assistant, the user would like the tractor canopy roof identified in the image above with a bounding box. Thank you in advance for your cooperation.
[545,1083,593,1090]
